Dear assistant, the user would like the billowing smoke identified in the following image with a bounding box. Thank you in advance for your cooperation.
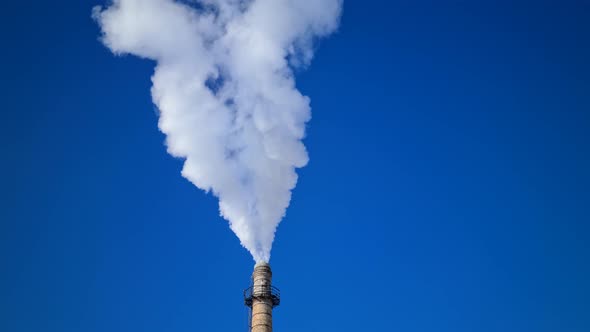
[93,0,342,262]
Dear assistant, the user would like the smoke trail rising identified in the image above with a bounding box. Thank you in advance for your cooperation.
[93,0,342,262]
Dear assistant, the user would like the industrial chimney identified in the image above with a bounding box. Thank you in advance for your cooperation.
[244,262,280,332]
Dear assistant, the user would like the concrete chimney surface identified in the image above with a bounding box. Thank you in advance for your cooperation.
[251,263,274,332]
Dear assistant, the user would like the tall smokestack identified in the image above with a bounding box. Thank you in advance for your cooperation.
[244,262,280,332]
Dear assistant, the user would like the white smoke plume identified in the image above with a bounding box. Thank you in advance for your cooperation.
[93,0,342,262]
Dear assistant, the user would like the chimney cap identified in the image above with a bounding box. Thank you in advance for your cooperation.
[254,261,270,268]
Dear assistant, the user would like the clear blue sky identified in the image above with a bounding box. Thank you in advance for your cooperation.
[2,1,589,331]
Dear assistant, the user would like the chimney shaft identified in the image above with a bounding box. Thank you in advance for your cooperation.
[244,262,280,332]
[251,263,273,332]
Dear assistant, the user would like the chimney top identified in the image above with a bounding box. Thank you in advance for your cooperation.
[254,261,270,268]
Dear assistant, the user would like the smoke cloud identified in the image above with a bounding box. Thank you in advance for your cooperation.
[93,0,342,262]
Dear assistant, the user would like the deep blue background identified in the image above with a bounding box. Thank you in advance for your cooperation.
[2,1,589,331]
